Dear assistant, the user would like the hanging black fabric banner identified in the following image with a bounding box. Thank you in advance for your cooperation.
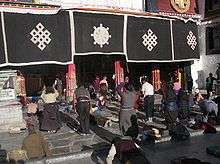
[126,16,172,62]
[73,12,124,54]
[4,11,72,65]
[0,17,6,66]
[173,20,199,60]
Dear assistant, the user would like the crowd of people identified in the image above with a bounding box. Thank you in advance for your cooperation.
[74,72,220,164]
[4,68,219,163]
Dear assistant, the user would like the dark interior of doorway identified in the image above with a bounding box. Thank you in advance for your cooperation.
[3,65,67,96]
[74,54,126,90]
[128,61,192,90]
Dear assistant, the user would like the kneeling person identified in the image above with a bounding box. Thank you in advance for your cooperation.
[22,123,51,159]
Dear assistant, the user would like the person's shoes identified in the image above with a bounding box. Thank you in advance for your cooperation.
[48,130,57,133]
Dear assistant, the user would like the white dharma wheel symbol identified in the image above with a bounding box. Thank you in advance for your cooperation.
[91,24,111,48]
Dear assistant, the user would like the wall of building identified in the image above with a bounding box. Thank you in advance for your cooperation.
[40,0,144,10]
[191,24,220,89]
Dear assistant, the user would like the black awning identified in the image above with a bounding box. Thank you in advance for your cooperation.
[4,11,72,65]
[0,16,6,66]
[73,12,124,55]
[173,20,199,60]
[0,10,200,67]
[126,16,173,62]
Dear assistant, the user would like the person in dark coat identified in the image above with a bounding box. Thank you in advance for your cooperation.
[40,85,61,133]
[40,103,61,132]
[177,89,189,119]
[75,84,91,135]
[125,115,139,140]
[163,84,178,127]
[206,73,217,97]
[186,75,193,93]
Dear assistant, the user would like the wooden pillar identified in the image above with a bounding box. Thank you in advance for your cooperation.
[66,64,77,111]
[115,61,124,86]
[152,66,161,91]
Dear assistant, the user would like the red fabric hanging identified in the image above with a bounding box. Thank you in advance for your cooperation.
[156,0,197,14]
[115,61,124,86]
[152,67,161,91]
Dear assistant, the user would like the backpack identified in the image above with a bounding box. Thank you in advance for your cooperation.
[170,123,190,141]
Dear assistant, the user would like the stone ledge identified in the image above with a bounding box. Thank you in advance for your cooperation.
[26,149,93,164]
[155,125,220,143]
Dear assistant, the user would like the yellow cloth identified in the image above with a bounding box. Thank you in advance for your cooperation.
[41,90,58,104]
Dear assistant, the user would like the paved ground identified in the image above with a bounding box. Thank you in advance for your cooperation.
[40,132,220,164]
[0,130,27,152]
[1,101,220,163]
[70,133,220,164]
[143,133,220,164]
[1,122,220,164]
[43,124,109,156]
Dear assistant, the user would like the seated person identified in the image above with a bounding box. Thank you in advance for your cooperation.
[22,123,51,159]
[194,93,218,120]
[106,136,150,164]
[96,96,106,110]
[90,96,106,116]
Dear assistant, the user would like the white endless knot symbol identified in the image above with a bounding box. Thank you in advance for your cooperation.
[142,29,158,51]
[30,23,51,51]
[187,31,197,50]
[91,23,111,48]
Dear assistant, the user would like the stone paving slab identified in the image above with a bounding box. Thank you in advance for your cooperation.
[42,124,108,156]
[0,131,27,151]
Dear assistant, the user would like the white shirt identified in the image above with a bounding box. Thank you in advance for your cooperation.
[142,82,154,97]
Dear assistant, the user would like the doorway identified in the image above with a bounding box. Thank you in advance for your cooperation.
[74,54,126,89]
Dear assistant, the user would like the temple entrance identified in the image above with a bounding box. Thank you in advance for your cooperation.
[127,62,192,91]
[74,54,126,89]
